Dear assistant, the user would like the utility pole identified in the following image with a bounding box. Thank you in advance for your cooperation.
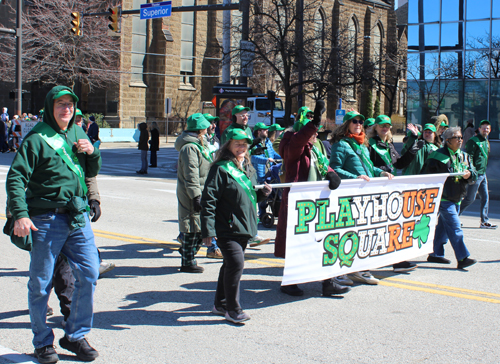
[296,0,304,108]
[16,0,23,115]
[221,0,231,83]
[239,0,249,86]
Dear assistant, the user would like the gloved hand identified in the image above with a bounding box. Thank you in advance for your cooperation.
[410,139,426,154]
[193,196,202,213]
[313,100,326,126]
[250,137,263,150]
[89,200,101,222]
[325,171,341,190]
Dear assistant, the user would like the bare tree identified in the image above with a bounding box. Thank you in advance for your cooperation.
[170,90,201,133]
[0,0,120,90]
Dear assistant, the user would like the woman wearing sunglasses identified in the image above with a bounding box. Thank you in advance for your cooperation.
[329,111,393,286]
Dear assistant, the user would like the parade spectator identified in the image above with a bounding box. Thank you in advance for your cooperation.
[367,115,419,273]
[402,124,441,175]
[275,101,346,297]
[423,127,478,269]
[136,122,149,175]
[220,105,253,145]
[459,120,497,229]
[329,111,393,285]
[175,113,211,272]
[6,86,101,363]
[87,115,99,144]
[1,107,8,152]
[201,128,272,323]
[462,119,475,146]
[74,109,86,132]
[149,122,160,168]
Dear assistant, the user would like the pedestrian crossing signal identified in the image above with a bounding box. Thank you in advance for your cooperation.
[108,7,120,33]
[70,12,81,36]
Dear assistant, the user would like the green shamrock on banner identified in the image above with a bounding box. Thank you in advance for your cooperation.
[413,214,431,249]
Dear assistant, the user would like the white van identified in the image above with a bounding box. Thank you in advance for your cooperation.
[246,95,285,127]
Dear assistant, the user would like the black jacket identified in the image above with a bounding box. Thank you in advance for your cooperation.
[368,136,416,174]
[422,147,477,203]
[138,123,149,151]
[149,128,160,151]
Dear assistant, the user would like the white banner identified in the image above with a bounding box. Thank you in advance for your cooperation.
[283,174,448,286]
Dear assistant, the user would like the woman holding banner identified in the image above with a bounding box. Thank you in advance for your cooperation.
[201,129,271,324]
[275,101,346,298]
[401,123,441,175]
[367,115,419,273]
[329,111,393,285]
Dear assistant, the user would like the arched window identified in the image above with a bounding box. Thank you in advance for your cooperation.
[372,23,383,82]
[312,9,325,69]
[346,17,357,100]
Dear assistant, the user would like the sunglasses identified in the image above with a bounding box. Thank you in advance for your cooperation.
[449,136,463,140]
[306,114,314,118]
[351,119,364,125]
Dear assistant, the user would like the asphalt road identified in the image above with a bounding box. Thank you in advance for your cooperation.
[1,141,499,364]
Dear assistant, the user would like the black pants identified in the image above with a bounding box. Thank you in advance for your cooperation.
[215,237,248,312]
[52,255,75,321]
[150,150,157,167]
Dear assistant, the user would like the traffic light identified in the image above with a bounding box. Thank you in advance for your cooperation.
[70,12,81,36]
[108,7,120,32]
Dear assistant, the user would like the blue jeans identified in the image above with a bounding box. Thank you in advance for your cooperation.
[459,174,489,223]
[207,238,219,253]
[430,201,470,262]
[29,212,99,349]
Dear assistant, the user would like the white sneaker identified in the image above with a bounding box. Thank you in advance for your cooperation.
[349,271,379,285]
[99,261,116,276]
[332,274,354,286]
[480,222,498,229]
[249,235,271,247]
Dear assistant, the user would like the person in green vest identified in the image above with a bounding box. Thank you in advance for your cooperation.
[422,127,478,269]
[201,128,271,323]
[329,111,393,286]
[459,120,497,229]
[401,123,441,175]
[220,105,253,145]
[174,113,213,272]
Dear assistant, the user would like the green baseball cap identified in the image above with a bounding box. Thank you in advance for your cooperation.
[53,89,79,103]
[440,121,449,127]
[226,128,252,144]
[375,115,392,125]
[343,111,365,123]
[364,118,375,128]
[186,113,210,131]
[75,109,83,117]
[203,113,219,123]
[423,123,437,132]
[269,124,285,132]
[480,120,491,125]
[232,105,250,116]
[254,122,270,131]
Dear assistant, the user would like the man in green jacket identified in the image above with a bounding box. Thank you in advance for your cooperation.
[6,86,101,363]
[459,120,497,229]
[220,105,253,145]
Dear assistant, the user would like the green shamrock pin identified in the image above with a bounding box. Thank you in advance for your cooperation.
[413,214,431,249]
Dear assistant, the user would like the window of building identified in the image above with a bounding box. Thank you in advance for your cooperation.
[441,22,464,50]
[180,0,195,87]
[442,0,464,22]
[372,23,383,83]
[313,9,325,64]
[131,0,147,87]
[466,0,491,20]
[494,1,500,19]
[466,21,490,50]
[346,17,357,100]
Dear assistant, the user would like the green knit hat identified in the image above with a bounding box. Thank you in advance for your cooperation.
[423,123,437,132]
[232,105,250,116]
[375,115,392,125]
[203,113,219,123]
[226,128,252,144]
[364,118,375,128]
[343,111,365,123]
[186,113,210,131]
[254,122,270,131]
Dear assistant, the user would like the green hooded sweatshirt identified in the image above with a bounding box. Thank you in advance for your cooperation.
[7,86,102,221]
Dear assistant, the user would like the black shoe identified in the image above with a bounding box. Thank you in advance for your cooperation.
[149,165,157,168]
[322,279,351,296]
[34,345,59,364]
[59,335,98,362]
[280,284,304,296]
[457,257,477,269]
[180,265,204,273]
[393,261,418,273]
[427,255,451,264]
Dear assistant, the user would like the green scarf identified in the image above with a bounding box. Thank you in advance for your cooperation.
[470,135,489,161]
[343,137,375,176]
[311,145,329,177]
[217,160,257,210]
[369,138,393,169]
[190,142,213,163]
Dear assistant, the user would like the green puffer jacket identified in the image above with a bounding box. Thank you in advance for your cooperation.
[175,131,211,233]
[201,160,266,240]
[329,139,383,179]
[6,86,101,220]
[465,135,489,175]
[220,122,253,145]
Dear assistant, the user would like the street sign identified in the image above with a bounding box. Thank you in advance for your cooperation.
[140,1,172,19]
[335,109,346,125]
